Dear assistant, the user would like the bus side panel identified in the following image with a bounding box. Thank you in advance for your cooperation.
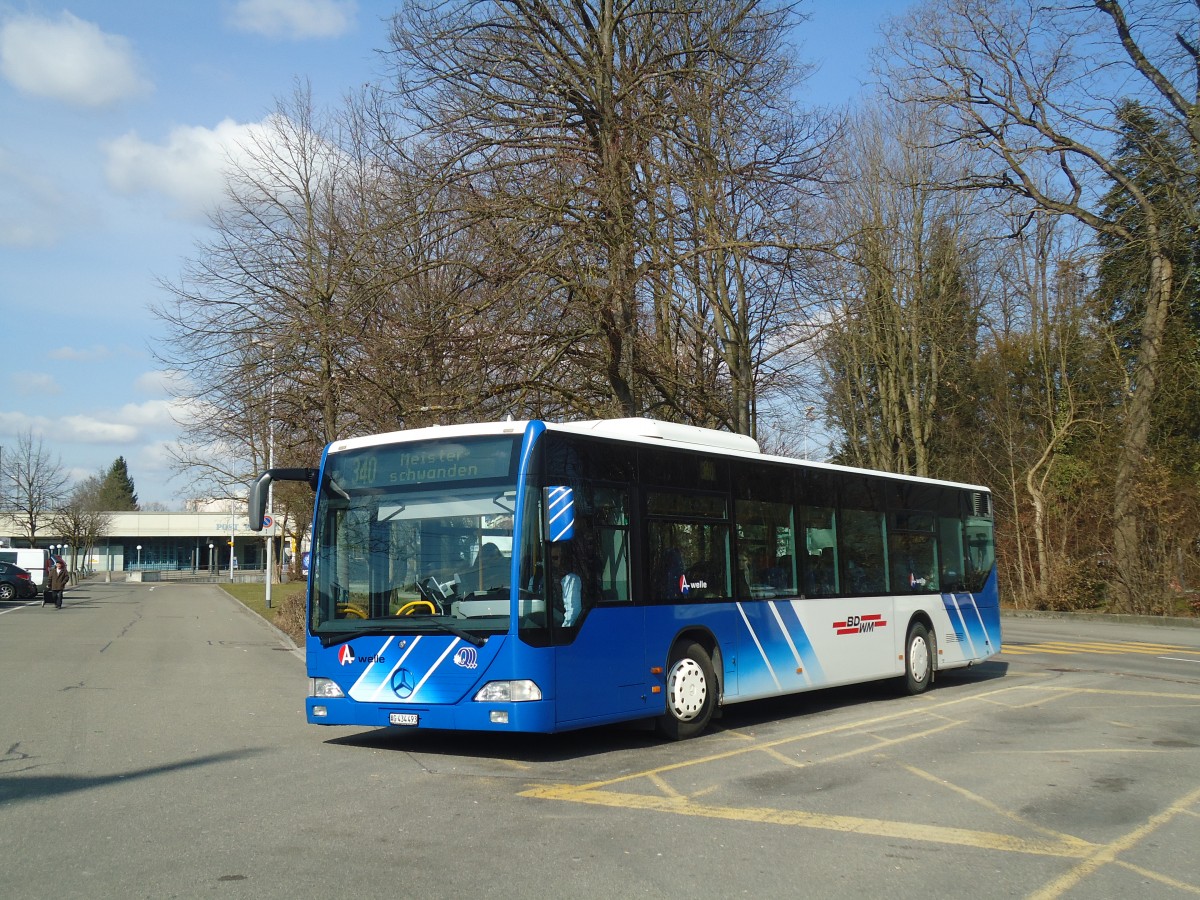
[935,569,1002,669]
[730,599,824,701]
[714,597,897,704]
[554,607,650,728]
[641,603,745,701]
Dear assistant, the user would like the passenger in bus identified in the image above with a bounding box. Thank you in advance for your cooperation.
[472,542,508,591]
[662,547,685,598]
[806,549,836,595]
[548,541,582,626]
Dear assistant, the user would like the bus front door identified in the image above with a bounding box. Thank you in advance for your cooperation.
[554,608,648,728]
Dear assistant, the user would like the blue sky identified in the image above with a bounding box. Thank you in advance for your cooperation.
[0,0,904,508]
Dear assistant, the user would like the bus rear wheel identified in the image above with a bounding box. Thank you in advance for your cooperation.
[903,622,933,694]
[656,641,716,740]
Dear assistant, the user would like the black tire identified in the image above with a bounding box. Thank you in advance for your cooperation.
[656,640,717,740]
[0,583,14,601]
[903,621,934,694]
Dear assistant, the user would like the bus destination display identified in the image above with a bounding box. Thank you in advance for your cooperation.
[332,437,517,489]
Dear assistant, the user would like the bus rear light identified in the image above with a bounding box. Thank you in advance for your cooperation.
[474,680,542,702]
[310,678,344,699]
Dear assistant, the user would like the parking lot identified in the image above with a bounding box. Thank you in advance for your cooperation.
[2,584,1198,898]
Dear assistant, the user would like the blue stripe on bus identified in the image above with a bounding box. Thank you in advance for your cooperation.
[733,600,826,699]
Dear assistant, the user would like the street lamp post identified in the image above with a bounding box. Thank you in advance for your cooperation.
[260,342,276,609]
[208,542,214,575]
[265,450,274,608]
[136,545,142,570]
[229,506,236,583]
[803,406,817,460]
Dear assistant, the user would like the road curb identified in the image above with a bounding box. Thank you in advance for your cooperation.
[216,585,308,663]
[1002,608,1200,628]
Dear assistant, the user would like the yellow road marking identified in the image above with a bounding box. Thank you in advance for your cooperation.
[1003,641,1199,657]
[519,678,1200,894]
[1027,782,1200,899]
[568,683,1032,793]
[1111,860,1200,896]
[520,784,1097,858]
[902,764,1086,847]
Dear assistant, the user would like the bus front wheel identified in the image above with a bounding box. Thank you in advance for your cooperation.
[656,641,716,740]
[904,622,933,694]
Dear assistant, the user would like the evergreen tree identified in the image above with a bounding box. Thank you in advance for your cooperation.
[97,457,139,511]
[1096,101,1200,469]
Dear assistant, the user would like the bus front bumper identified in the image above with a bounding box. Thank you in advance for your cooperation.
[306,697,559,733]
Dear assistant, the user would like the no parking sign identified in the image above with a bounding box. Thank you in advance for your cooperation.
[262,515,274,529]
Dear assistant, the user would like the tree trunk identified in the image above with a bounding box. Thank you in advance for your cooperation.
[1111,251,1173,613]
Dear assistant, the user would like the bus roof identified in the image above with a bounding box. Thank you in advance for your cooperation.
[326,418,990,494]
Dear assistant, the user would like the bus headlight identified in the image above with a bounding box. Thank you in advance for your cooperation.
[473,680,542,702]
[310,677,345,699]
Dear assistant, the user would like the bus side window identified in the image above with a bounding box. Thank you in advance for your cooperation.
[735,499,797,599]
[800,505,838,596]
[594,487,631,602]
[964,517,995,592]
[645,490,731,600]
[938,517,965,592]
[840,508,887,594]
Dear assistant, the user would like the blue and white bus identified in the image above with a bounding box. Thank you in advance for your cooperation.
[249,418,999,739]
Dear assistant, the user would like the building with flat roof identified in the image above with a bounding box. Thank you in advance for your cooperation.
[0,508,284,575]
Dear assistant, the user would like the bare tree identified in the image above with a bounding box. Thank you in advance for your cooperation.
[383,0,826,429]
[3,429,69,545]
[971,211,1108,607]
[820,101,983,478]
[885,0,1200,609]
[48,475,113,575]
[155,83,381,496]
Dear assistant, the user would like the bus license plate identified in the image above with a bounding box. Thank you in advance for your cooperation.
[389,713,419,726]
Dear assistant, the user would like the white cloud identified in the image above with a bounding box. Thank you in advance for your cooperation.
[0,411,39,437]
[0,410,133,444]
[102,114,347,220]
[112,398,184,429]
[9,372,62,397]
[0,12,151,107]
[0,397,189,446]
[57,414,139,443]
[103,116,298,219]
[135,369,192,397]
[228,0,357,40]
[49,345,113,362]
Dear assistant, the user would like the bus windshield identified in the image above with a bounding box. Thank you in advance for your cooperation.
[310,435,523,642]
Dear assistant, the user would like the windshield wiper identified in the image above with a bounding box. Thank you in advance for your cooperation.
[317,626,393,648]
[426,618,487,647]
[317,620,487,648]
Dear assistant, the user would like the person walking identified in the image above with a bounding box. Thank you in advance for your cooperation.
[46,558,70,609]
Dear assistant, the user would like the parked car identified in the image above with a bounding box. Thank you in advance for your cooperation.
[0,548,50,595]
[0,561,36,600]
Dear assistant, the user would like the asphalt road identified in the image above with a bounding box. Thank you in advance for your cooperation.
[2,582,1198,899]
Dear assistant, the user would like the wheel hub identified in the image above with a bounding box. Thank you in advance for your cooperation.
[910,636,930,682]
[667,658,707,721]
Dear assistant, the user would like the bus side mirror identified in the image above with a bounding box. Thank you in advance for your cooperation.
[248,467,319,531]
[543,486,575,541]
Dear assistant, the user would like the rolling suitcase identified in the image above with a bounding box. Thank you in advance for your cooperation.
[42,589,61,608]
